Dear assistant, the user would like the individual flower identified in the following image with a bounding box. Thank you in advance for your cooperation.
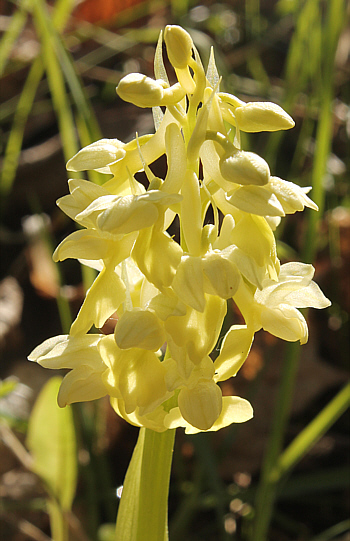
[28,334,109,407]
[54,230,137,335]
[234,262,331,344]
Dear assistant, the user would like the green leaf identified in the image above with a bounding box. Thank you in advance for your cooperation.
[26,376,77,511]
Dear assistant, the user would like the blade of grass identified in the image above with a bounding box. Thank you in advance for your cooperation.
[0,0,77,208]
[29,0,79,162]
[0,58,44,214]
[303,0,347,263]
[245,0,261,38]
[0,6,28,76]
[43,24,101,142]
[29,0,103,176]
[271,382,350,482]
[309,520,350,541]
[265,0,322,170]
[285,0,321,97]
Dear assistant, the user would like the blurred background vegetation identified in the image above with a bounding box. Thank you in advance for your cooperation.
[0,0,349,540]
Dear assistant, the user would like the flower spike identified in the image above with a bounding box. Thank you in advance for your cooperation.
[29,25,330,435]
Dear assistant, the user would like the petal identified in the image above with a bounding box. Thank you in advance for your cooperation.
[57,179,110,222]
[162,357,185,392]
[165,294,227,364]
[234,102,294,132]
[214,325,254,381]
[231,213,279,276]
[278,262,315,282]
[101,338,170,415]
[70,266,126,335]
[187,396,254,433]
[58,365,108,407]
[220,151,270,187]
[53,229,113,262]
[260,304,309,344]
[178,381,222,431]
[164,395,253,433]
[202,252,241,299]
[28,334,105,370]
[226,185,285,217]
[148,291,187,321]
[114,309,165,351]
[256,275,329,309]
[66,139,126,172]
[77,192,181,235]
[110,398,169,432]
[227,246,266,289]
[172,256,205,312]
[180,170,202,256]
[97,197,159,234]
[282,281,331,309]
[132,227,182,290]
[268,177,318,213]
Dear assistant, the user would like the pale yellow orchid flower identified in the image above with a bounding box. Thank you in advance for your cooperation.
[234,262,331,344]
[28,334,109,407]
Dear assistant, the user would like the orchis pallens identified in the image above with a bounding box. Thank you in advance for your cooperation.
[29,25,330,434]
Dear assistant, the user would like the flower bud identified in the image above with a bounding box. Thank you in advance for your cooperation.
[164,25,193,69]
[220,150,270,186]
[67,139,125,172]
[234,102,295,132]
[117,73,165,108]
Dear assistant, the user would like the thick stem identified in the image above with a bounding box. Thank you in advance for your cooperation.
[115,427,176,541]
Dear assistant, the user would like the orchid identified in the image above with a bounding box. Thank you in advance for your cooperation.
[28,25,331,541]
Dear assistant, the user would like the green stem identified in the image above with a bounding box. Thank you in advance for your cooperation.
[47,500,69,541]
[115,427,176,541]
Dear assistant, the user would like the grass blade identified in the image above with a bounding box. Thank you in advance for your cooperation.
[0,0,77,206]
[0,6,28,76]
[0,58,44,210]
[271,382,350,481]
